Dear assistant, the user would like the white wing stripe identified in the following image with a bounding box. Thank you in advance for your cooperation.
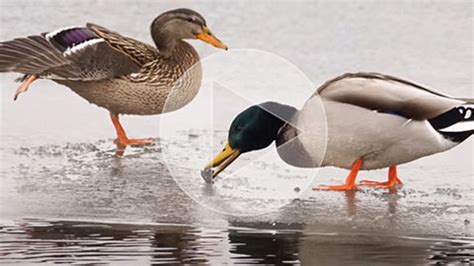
[439,121,474,133]
[63,39,104,56]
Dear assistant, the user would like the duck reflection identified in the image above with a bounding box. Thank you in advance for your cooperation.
[15,220,302,264]
[343,187,401,217]
[9,219,467,265]
[226,222,302,264]
[344,190,357,217]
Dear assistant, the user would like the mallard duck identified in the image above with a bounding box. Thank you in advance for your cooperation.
[202,73,473,191]
[0,8,227,156]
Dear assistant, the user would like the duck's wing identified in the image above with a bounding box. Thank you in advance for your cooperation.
[86,23,158,66]
[316,72,470,120]
[0,24,153,81]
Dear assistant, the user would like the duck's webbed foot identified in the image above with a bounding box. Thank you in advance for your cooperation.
[359,165,403,188]
[315,183,359,191]
[14,74,38,101]
[114,137,156,156]
[313,159,363,192]
[127,137,155,146]
[110,113,156,156]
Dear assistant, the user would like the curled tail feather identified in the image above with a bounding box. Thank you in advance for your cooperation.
[429,104,474,142]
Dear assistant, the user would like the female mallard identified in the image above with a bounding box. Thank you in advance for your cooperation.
[202,73,473,190]
[0,8,227,156]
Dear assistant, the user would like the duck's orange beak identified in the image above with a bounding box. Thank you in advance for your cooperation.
[196,26,228,50]
[201,142,240,183]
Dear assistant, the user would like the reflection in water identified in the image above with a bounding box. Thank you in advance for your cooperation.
[0,219,472,264]
[341,188,400,218]
[109,157,125,178]
[2,142,473,264]
[344,191,357,217]
[386,188,401,216]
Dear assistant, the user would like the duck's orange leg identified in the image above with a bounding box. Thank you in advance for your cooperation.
[359,165,403,188]
[14,74,38,101]
[314,159,363,191]
[110,113,155,156]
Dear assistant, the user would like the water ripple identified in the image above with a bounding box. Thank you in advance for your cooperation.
[0,219,472,265]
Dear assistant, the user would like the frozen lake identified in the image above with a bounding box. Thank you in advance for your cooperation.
[0,0,473,264]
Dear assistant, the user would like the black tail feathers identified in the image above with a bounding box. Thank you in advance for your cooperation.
[429,104,474,142]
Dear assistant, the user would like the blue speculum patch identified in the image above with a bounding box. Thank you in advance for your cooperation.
[51,28,97,50]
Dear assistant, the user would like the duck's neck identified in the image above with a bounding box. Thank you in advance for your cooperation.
[263,102,298,127]
[259,102,298,140]
[152,33,180,57]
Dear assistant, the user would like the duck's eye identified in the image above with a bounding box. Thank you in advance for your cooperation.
[186,17,196,23]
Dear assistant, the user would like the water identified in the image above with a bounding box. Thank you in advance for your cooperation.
[1,0,473,264]
[1,140,473,264]
[1,219,473,265]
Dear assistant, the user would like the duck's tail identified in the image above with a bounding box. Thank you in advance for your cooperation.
[429,104,474,143]
[455,97,474,104]
[0,35,71,75]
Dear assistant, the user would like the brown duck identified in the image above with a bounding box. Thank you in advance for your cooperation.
[0,8,227,156]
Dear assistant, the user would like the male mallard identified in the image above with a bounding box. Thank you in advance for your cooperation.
[0,8,227,156]
[202,73,473,191]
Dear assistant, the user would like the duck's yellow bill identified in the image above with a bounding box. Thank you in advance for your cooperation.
[196,26,228,50]
[201,142,240,183]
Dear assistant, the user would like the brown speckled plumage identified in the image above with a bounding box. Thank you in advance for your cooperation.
[57,40,202,115]
[0,9,220,115]
[0,8,227,156]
